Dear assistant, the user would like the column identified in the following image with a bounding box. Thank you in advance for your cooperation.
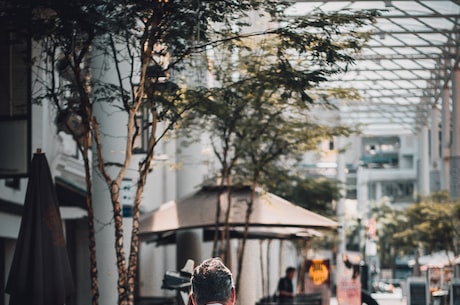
[375,181,382,200]
[238,241,262,305]
[418,124,430,196]
[175,52,206,269]
[336,136,346,254]
[430,104,441,192]
[91,38,131,305]
[441,85,451,190]
[175,137,205,268]
[450,69,460,199]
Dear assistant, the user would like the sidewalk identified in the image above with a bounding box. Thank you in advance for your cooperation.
[330,292,407,305]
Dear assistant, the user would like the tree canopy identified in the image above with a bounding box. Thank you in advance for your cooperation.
[1,0,379,304]
[180,7,377,291]
[265,173,342,217]
[393,191,460,258]
[369,192,460,275]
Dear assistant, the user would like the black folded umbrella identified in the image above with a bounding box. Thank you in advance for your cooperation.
[5,150,74,305]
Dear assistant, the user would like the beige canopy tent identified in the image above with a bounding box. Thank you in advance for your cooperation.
[139,185,339,243]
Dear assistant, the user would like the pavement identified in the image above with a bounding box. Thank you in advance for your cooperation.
[367,292,406,305]
[330,292,407,305]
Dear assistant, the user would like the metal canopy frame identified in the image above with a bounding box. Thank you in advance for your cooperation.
[290,0,460,135]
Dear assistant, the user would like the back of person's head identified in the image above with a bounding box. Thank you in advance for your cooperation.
[191,257,234,305]
[286,267,295,274]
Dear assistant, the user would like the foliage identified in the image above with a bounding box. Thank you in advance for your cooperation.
[393,191,460,257]
[2,1,297,305]
[2,0,379,304]
[182,6,377,294]
[370,192,460,271]
[264,172,342,218]
[184,5,378,186]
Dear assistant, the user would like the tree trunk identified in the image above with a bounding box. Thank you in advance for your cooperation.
[221,176,233,265]
[127,132,157,304]
[297,240,310,294]
[235,180,257,293]
[82,139,100,305]
[260,241,265,296]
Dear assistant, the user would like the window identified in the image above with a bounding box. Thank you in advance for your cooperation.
[0,29,30,177]
[368,181,415,203]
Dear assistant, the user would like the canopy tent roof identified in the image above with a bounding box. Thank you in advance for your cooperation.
[408,251,458,269]
[139,185,338,242]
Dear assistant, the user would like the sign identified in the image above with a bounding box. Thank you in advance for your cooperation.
[121,178,134,217]
[336,278,361,305]
[336,257,361,305]
[307,259,330,285]
[305,259,331,305]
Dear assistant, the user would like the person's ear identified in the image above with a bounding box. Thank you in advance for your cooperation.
[229,287,236,305]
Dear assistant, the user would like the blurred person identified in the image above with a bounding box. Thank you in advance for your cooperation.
[343,255,379,305]
[277,266,296,301]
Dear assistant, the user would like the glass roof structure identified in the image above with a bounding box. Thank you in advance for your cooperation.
[288,0,460,135]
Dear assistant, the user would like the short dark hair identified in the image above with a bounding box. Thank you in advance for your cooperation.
[286,267,296,274]
[191,258,234,305]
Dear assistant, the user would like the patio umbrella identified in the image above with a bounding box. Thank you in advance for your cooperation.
[148,226,323,245]
[139,185,339,242]
[5,150,74,305]
[408,251,457,270]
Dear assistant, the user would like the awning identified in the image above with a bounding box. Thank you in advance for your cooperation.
[139,185,338,242]
[408,251,458,269]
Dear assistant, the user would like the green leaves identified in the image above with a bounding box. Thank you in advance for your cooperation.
[402,194,460,255]
[373,191,460,266]
[267,174,341,217]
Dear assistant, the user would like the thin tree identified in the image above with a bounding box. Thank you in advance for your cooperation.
[2,1,378,304]
[184,8,378,293]
[2,1,287,304]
